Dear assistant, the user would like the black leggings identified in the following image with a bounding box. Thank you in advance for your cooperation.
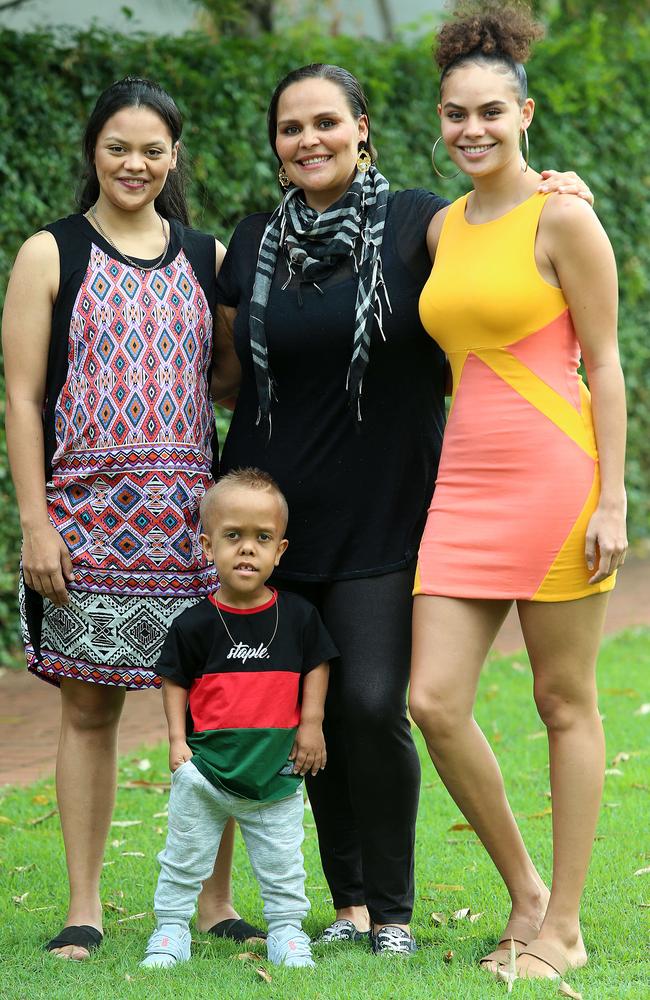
[276,565,420,925]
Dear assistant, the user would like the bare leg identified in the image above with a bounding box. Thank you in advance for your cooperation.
[515,593,608,978]
[196,817,240,931]
[50,678,126,960]
[410,596,549,963]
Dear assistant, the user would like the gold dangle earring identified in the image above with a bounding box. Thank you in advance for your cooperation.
[356,144,372,173]
[520,129,530,172]
[278,165,291,188]
[431,136,460,179]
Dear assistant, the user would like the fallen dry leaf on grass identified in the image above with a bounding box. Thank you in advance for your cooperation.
[603,687,639,698]
[153,810,169,818]
[256,967,272,983]
[28,808,58,826]
[449,822,474,832]
[611,751,632,766]
[118,781,169,793]
[0,816,14,825]
[497,938,518,994]
[111,819,142,827]
[527,808,553,819]
[527,731,546,741]
[430,883,465,892]
[120,851,145,858]
[116,912,149,923]
[12,864,36,874]
[105,902,126,913]
[605,768,624,776]
[12,892,29,906]
[31,794,50,806]
[634,703,650,716]
[558,981,583,999]
[430,912,446,926]
[632,783,649,792]
[634,866,650,876]
[450,908,471,922]
[469,912,484,923]
[235,952,265,962]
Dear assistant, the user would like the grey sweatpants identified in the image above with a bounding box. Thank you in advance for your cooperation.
[153,760,309,933]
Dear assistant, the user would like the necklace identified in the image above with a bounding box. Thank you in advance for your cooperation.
[87,205,169,271]
[213,593,279,662]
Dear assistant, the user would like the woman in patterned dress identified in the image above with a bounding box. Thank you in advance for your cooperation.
[2,78,243,959]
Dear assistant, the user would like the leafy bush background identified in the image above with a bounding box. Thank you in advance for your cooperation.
[1,15,648,656]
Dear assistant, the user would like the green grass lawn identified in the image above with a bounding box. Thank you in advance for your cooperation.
[1,629,648,1000]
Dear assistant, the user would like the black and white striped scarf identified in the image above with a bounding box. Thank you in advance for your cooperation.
[249,165,391,432]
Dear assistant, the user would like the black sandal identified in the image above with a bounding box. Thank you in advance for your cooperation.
[207,917,267,941]
[45,924,103,955]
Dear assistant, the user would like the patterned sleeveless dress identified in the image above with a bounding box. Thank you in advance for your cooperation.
[415,192,616,601]
[20,214,219,688]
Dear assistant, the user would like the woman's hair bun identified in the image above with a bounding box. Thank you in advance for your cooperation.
[435,1,544,71]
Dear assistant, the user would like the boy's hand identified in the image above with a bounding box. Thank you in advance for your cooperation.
[289,722,326,776]
[169,739,193,773]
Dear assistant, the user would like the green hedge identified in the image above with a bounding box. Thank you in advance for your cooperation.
[1,17,649,656]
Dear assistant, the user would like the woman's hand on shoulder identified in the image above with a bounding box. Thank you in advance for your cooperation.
[22,522,75,607]
[538,169,594,206]
[426,205,451,264]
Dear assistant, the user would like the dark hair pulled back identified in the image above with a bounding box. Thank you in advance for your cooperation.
[435,1,544,105]
[267,63,377,170]
[77,77,190,225]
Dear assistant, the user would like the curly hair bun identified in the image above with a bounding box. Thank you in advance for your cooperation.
[435,1,544,71]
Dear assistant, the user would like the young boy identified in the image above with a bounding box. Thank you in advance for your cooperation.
[140,468,336,969]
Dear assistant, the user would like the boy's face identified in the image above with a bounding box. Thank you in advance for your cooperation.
[200,486,288,602]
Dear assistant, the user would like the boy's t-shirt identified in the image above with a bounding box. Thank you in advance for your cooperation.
[155,588,338,802]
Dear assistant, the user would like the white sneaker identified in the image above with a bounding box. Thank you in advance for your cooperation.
[267,926,315,968]
[140,923,191,968]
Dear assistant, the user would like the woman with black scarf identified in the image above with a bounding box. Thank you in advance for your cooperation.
[211,63,590,954]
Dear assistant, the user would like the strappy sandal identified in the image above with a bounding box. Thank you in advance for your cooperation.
[514,938,572,979]
[207,917,267,941]
[45,924,103,956]
[479,918,538,970]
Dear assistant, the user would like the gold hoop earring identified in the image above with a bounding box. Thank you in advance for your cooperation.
[431,136,460,179]
[278,165,291,188]
[357,147,372,173]
[520,129,530,173]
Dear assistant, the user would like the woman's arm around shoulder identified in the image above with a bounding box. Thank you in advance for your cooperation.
[2,230,75,606]
[540,194,627,583]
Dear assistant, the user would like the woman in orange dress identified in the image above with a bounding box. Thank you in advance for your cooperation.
[409,2,627,982]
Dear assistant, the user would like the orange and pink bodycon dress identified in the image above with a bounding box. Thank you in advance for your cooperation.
[415,192,615,601]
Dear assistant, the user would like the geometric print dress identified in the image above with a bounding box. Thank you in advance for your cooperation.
[20,214,219,689]
[415,192,616,602]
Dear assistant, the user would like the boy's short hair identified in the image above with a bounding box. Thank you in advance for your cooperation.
[200,467,289,535]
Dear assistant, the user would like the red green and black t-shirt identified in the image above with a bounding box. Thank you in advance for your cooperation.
[155,589,338,801]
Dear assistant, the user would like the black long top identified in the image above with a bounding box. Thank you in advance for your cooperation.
[216,188,448,581]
